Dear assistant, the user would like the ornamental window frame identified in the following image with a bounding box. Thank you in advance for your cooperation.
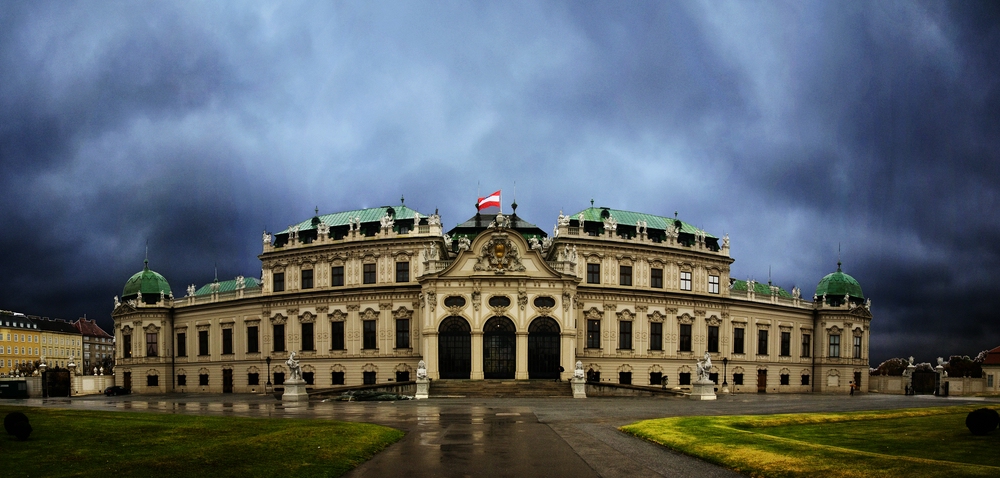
[680,271,692,291]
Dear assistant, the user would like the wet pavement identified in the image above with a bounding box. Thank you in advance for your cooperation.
[6,393,995,477]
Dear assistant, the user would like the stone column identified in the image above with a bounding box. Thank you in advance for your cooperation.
[515,332,528,380]
[471,331,484,380]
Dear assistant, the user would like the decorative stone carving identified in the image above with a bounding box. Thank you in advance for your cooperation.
[490,212,511,229]
[557,211,570,227]
[474,233,526,274]
[518,290,528,311]
[361,308,379,321]
[603,215,617,232]
[458,236,471,251]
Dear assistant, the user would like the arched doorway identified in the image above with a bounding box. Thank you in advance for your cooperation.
[528,317,561,379]
[483,316,516,379]
[438,317,471,379]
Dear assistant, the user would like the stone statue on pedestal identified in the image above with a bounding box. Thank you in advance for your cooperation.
[696,351,712,382]
[286,352,302,382]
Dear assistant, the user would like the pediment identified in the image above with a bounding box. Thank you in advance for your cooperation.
[433,229,567,280]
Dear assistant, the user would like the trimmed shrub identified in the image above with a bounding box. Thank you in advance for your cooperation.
[4,412,32,441]
[965,408,999,435]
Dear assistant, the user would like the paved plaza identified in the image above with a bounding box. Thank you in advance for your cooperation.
[8,393,996,477]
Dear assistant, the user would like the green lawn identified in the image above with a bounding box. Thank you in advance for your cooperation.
[621,406,1000,477]
[0,405,403,477]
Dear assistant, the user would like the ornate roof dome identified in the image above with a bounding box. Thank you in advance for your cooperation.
[815,262,863,302]
[123,260,172,304]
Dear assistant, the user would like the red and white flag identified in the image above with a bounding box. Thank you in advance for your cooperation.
[477,190,501,210]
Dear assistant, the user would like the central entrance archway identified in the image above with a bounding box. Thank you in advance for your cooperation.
[483,316,516,379]
[528,317,561,379]
[439,317,471,379]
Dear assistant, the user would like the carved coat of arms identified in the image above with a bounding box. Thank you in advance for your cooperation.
[474,233,526,274]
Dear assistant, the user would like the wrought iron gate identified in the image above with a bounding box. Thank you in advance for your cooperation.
[483,317,516,379]
[528,317,560,379]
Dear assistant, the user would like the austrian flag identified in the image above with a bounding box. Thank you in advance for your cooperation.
[477,190,502,211]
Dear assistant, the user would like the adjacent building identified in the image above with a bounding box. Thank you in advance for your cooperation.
[33,317,83,369]
[72,318,116,375]
[0,312,41,373]
[111,200,873,394]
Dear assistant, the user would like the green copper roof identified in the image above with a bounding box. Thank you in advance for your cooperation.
[194,277,261,296]
[731,279,792,298]
[122,260,172,299]
[815,262,864,299]
[567,207,716,238]
[277,205,429,234]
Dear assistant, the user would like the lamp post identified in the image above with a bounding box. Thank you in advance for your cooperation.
[265,356,272,393]
[721,357,729,394]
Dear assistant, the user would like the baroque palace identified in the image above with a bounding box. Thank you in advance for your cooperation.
[111,199,872,395]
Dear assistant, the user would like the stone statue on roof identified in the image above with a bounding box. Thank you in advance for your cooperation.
[458,236,471,251]
[187,285,196,297]
[577,212,585,229]
[236,275,245,290]
[723,233,730,248]
[380,213,394,231]
[317,221,329,236]
[428,213,441,226]
[443,234,453,249]
[113,295,120,308]
[541,237,552,251]
[262,231,271,245]
[603,215,617,231]
[557,211,570,227]
[529,237,540,250]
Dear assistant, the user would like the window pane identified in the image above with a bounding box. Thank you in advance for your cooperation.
[733,328,744,354]
[650,268,663,288]
[780,331,790,356]
[680,271,691,290]
[273,324,285,352]
[708,275,719,294]
[301,323,314,351]
[198,330,209,356]
[801,334,811,357]
[649,322,662,351]
[331,266,344,286]
[222,328,233,355]
[619,266,632,286]
[396,319,410,349]
[587,320,601,349]
[708,326,719,353]
[587,264,600,284]
[757,330,768,355]
[331,322,345,350]
[618,321,632,350]
[679,324,692,352]
[363,320,377,349]
[273,272,284,292]
[301,269,313,289]
[247,326,259,354]
[363,264,376,284]
[176,333,186,357]
[396,262,409,283]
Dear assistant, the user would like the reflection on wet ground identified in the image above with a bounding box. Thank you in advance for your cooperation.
[10,393,997,478]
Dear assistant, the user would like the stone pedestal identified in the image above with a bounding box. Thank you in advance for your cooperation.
[571,377,586,398]
[281,379,309,402]
[415,378,429,399]
[689,380,717,400]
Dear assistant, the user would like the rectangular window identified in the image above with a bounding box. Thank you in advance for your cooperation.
[650,268,663,288]
[222,328,233,355]
[801,333,811,357]
[587,263,600,284]
[199,374,209,386]
[587,320,601,349]
[123,334,131,358]
[680,271,692,291]
[301,269,313,289]
[801,374,810,386]
[177,374,186,386]
[396,261,409,283]
[733,373,744,385]
[679,324,692,352]
[331,266,344,286]
[853,335,862,358]
[780,374,790,385]
[273,272,284,292]
[396,319,410,349]
[301,322,314,351]
[247,373,259,386]
[331,371,345,385]
[618,321,632,350]
[147,375,158,387]
[708,275,720,294]
[198,330,209,356]
[176,332,186,357]
[758,329,769,355]
[618,372,632,385]
[649,322,662,351]
[330,321,345,350]
[363,320,377,349]
[363,264,376,284]
[679,373,691,385]
[709,372,719,384]
[829,334,841,357]
[619,265,632,286]
[303,372,314,385]
[273,324,285,352]
[780,331,791,356]
[733,327,744,354]
[146,332,157,357]
[708,326,719,353]
[396,371,410,382]
[274,372,284,386]
[247,326,259,354]
[363,371,376,385]
[649,372,663,386]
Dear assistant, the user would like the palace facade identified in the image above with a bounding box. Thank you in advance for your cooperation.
[111,201,873,395]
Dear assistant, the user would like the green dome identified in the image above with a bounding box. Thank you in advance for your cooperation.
[815,262,863,299]
[123,260,172,303]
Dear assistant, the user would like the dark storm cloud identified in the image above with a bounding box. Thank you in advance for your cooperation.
[1,1,998,366]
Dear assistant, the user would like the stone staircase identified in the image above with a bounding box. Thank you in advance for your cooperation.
[430,379,573,398]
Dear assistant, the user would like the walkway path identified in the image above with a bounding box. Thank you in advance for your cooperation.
[8,393,992,477]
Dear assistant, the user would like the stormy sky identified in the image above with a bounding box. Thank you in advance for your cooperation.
[2,1,997,366]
